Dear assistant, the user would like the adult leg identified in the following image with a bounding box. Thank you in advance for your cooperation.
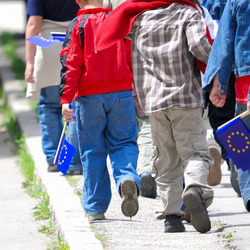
[37,85,63,171]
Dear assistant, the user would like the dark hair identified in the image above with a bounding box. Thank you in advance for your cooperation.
[189,0,205,16]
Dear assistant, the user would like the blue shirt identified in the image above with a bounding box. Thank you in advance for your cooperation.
[201,0,227,20]
[26,0,79,21]
[203,0,250,94]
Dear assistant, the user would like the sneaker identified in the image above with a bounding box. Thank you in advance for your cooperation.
[67,169,83,175]
[164,215,185,233]
[183,187,211,233]
[88,214,105,222]
[47,163,59,172]
[140,172,157,198]
[227,159,241,197]
[207,146,222,186]
[120,179,139,218]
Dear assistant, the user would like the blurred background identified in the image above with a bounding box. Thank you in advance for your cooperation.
[0,0,26,34]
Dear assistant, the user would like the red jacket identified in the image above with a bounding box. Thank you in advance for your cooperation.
[59,7,134,104]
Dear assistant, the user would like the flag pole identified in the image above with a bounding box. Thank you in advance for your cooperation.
[217,110,249,130]
[53,121,67,165]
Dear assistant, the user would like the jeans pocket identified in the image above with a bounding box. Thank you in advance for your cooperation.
[114,96,137,138]
[77,97,101,126]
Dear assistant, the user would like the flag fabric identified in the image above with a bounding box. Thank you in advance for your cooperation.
[26,32,66,48]
[26,36,60,48]
[53,118,76,175]
[50,32,66,41]
[217,112,250,171]
[54,136,76,175]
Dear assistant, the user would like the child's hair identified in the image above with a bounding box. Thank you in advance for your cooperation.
[189,0,205,16]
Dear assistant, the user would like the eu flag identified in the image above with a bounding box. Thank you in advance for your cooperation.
[26,32,66,48]
[26,36,61,48]
[217,111,250,171]
[54,136,76,175]
[53,118,76,175]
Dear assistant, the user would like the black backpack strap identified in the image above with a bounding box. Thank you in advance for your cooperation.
[79,14,91,48]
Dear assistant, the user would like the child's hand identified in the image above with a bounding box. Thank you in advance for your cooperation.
[247,102,250,115]
[209,73,226,107]
[62,103,73,122]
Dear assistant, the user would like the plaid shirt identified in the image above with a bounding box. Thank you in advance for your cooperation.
[128,3,211,114]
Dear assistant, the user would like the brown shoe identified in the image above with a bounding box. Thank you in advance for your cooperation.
[120,179,139,218]
[47,163,59,172]
[207,146,222,186]
[183,187,211,233]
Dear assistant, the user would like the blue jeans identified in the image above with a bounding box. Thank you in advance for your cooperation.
[67,99,82,171]
[37,86,63,165]
[235,102,250,208]
[76,91,141,215]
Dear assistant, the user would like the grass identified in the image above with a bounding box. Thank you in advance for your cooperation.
[38,218,54,236]
[16,135,34,181]
[65,175,78,188]
[33,192,51,220]
[0,105,21,142]
[212,221,225,232]
[0,32,25,80]
[96,234,108,243]
[48,238,70,250]
[225,232,233,239]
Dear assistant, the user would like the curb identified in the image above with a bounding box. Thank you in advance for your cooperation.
[0,46,102,250]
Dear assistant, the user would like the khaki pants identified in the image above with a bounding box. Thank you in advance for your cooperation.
[135,107,153,175]
[149,107,214,216]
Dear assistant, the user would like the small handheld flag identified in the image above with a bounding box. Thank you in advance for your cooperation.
[55,135,76,175]
[53,113,76,175]
[26,32,66,48]
[217,111,250,171]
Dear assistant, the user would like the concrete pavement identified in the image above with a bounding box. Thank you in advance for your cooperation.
[1,37,250,250]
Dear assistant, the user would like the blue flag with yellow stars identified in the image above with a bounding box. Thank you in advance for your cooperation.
[55,136,76,175]
[217,112,250,171]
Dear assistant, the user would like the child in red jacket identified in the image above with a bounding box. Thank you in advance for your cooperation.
[60,0,141,222]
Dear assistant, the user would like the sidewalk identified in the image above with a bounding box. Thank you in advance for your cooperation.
[1,37,250,250]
